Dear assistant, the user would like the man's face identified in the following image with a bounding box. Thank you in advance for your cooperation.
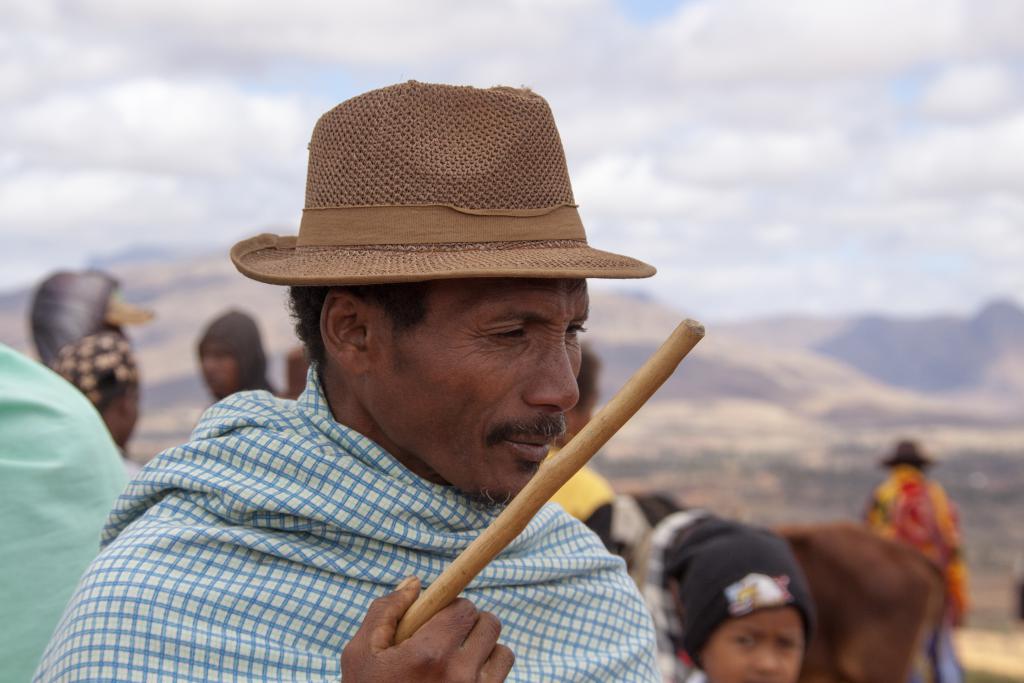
[347,278,588,502]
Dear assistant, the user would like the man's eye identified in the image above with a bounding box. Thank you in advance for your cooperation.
[567,324,587,337]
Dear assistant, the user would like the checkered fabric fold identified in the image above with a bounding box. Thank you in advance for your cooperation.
[36,372,658,682]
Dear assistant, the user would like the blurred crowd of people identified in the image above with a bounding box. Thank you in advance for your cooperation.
[24,269,309,467]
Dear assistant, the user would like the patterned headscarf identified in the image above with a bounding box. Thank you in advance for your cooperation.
[53,330,139,409]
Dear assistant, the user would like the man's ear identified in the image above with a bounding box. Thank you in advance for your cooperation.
[321,290,377,374]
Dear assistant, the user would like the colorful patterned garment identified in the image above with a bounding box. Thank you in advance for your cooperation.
[866,464,967,683]
[36,372,658,682]
[865,465,968,621]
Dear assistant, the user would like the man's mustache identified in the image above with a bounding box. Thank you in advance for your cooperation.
[485,413,566,446]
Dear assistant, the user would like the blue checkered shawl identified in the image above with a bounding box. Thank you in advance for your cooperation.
[37,374,658,682]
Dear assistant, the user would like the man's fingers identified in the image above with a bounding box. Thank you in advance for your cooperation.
[446,610,505,681]
[345,590,512,682]
[407,597,479,654]
[479,643,515,682]
[364,576,421,651]
[460,610,502,660]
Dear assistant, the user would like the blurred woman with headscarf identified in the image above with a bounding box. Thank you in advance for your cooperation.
[197,310,276,401]
[30,270,153,367]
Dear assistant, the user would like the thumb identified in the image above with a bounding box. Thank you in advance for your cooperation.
[366,576,421,651]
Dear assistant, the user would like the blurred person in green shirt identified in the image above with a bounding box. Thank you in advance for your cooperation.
[0,344,127,682]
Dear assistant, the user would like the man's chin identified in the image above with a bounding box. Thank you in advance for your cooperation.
[463,463,541,508]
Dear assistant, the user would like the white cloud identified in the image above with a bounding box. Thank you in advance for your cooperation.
[654,0,963,82]
[669,127,852,184]
[574,154,750,223]
[59,0,608,70]
[921,63,1019,119]
[4,79,312,177]
[651,0,1024,84]
[0,170,201,240]
[882,112,1024,195]
[0,0,1022,319]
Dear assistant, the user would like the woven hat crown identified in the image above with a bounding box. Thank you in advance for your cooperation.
[230,80,655,285]
[305,81,575,211]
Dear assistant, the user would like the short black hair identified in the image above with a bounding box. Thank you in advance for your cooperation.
[287,283,431,371]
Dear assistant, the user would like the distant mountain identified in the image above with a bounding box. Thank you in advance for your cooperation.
[814,299,1024,394]
[2,253,1021,462]
[708,314,849,352]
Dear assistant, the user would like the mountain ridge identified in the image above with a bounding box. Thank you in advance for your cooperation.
[1,252,1021,460]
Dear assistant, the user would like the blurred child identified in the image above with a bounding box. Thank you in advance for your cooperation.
[645,516,816,683]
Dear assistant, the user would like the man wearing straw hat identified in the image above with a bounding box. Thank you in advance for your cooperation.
[38,82,660,682]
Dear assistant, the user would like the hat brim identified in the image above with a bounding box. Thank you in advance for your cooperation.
[880,454,934,468]
[104,296,155,326]
[231,233,656,286]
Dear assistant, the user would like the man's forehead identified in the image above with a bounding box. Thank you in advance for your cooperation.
[432,278,589,315]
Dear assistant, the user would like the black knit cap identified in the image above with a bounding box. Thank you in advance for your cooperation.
[664,518,816,664]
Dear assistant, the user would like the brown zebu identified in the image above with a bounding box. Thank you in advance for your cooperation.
[780,521,945,683]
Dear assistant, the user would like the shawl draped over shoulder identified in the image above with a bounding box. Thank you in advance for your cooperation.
[36,373,658,682]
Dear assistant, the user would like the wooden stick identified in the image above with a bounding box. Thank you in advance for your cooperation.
[395,318,705,643]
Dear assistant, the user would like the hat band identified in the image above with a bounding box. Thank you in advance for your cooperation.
[298,204,585,246]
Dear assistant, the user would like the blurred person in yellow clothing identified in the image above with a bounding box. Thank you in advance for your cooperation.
[865,439,966,683]
[548,344,617,549]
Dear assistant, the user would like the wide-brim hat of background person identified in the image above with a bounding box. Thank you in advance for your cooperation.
[231,81,655,285]
[31,270,154,366]
[880,439,934,469]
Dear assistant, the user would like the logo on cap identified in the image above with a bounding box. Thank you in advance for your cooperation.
[724,573,793,616]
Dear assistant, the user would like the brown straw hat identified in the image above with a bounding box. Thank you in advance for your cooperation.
[231,81,655,285]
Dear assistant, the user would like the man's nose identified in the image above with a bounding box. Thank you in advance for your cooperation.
[523,342,579,413]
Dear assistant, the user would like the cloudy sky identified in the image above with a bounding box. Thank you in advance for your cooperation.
[2,0,1023,320]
